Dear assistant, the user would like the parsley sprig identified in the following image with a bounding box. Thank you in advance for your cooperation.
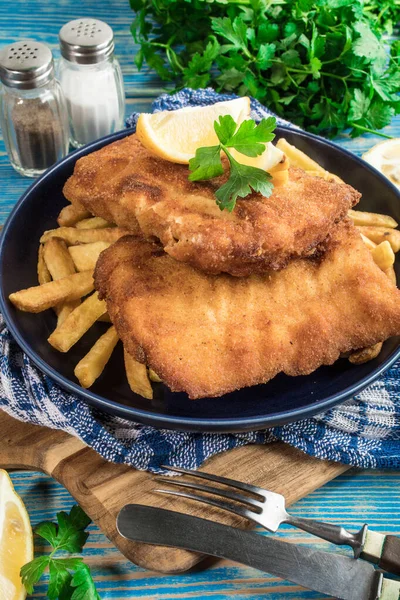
[130,0,400,138]
[189,114,276,211]
[21,505,101,600]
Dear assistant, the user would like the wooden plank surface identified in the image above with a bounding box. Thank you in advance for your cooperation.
[1,1,400,599]
[9,468,400,599]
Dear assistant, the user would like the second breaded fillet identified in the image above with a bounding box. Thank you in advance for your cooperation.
[64,133,360,276]
[95,221,400,399]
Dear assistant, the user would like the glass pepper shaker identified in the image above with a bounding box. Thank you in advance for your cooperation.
[58,18,125,148]
[0,40,69,177]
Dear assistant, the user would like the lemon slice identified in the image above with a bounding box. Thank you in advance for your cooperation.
[0,470,33,600]
[136,97,251,164]
[363,138,400,189]
[230,141,284,172]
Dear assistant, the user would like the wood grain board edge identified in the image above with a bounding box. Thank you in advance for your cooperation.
[0,410,348,573]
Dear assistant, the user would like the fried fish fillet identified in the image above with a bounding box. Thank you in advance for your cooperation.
[64,133,360,276]
[95,220,400,399]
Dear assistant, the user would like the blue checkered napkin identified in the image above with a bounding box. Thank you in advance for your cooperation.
[1,88,400,473]
[126,86,297,130]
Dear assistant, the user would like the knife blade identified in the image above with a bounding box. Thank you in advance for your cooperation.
[117,505,400,600]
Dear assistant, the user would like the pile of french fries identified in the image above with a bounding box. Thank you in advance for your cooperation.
[278,138,399,365]
[7,139,400,401]
[9,209,156,399]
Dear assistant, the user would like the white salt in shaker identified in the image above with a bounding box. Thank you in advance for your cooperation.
[58,18,125,147]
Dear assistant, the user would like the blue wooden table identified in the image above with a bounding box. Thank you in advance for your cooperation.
[1,2,400,599]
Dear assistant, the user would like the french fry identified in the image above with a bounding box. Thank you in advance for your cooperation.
[40,227,129,246]
[371,241,395,271]
[276,138,325,172]
[43,238,77,279]
[360,233,377,250]
[9,271,94,313]
[356,226,400,252]
[98,313,112,323]
[75,217,114,230]
[43,238,80,325]
[270,149,290,188]
[276,138,343,182]
[56,304,76,327]
[348,209,398,229]
[48,291,106,352]
[68,241,111,272]
[385,265,397,286]
[348,251,397,365]
[304,169,343,183]
[272,170,289,187]
[37,245,51,285]
[148,368,162,383]
[74,325,119,388]
[57,204,91,227]
[349,342,383,365]
[269,154,290,173]
[124,349,153,399]
[276,138,325,173]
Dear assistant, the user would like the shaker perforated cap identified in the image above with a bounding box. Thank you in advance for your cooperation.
[59,18,114,64]
[0,41,54,89]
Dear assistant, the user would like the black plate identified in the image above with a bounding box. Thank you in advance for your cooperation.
[1,126,400,432]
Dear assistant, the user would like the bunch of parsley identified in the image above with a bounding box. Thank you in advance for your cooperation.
[130,0,400,137]
[21,505,101,599]
[364,0,400,34]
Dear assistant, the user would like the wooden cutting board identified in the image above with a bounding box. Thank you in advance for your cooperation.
[0,409,348,573]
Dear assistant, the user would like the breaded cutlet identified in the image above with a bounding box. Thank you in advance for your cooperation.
[64,133,360,276]
[94,220,400,399]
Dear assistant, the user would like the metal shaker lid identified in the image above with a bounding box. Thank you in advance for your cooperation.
[0,41,54,89]
[59,18,115,64]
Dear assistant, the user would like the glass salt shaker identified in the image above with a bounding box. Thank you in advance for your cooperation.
[58,18,125,148]
[0,40,69,177]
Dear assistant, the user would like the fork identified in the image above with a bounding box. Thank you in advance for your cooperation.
[155,465,367,558]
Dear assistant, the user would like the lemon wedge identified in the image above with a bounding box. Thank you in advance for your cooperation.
[230,141,284,172]
[0,470,33,600]
[136,98,251,164]
[363,138,400,189]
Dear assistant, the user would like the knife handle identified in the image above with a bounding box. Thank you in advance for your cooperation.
[380,536,400,577]
[362,530,400,576]
[380,578,400,600]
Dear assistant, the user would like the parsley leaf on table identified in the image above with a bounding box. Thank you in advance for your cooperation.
[56,509,90,553]
[20,555,50,595]
[48,561,74,599]
[20,505,100,599]
[70,563,101,600]
[189,114,276,211]
[34,521,58,546]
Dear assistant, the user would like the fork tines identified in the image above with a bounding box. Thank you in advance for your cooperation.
[155,465,265,521]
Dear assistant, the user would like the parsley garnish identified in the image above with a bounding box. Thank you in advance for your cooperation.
[130,0,400,138]
[189,115,276,211]
[20,505,101,599]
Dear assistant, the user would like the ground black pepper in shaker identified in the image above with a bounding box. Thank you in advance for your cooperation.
[0,40,69,177]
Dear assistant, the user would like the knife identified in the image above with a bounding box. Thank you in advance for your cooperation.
[362,530,400,575]
[117,505,400,600]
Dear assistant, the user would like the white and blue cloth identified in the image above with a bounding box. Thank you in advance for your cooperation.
[1,88,399,473]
